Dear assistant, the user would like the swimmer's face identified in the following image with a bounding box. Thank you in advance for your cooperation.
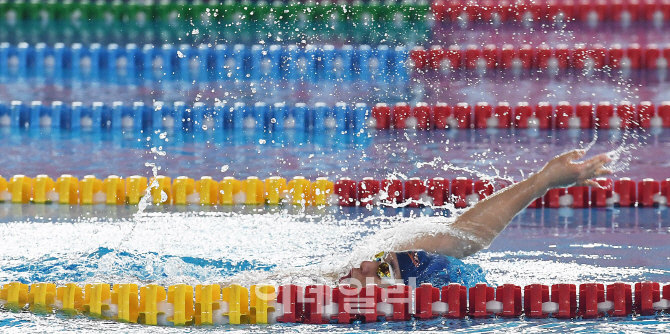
[339,252,402,287]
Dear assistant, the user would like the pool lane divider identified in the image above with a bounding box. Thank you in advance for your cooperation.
[432,0,670,27]
[409,43,670,72]
[2,100,670,132]
[6,42,670,84]
[0,175,668,208]
[0,100,374,132]
[1,281,669,325]
[2,0,668,27]
[0,0,430,26]
[372,100,670,130]
[0,43,409,83]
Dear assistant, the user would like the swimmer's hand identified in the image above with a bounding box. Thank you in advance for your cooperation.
[539,149,612,189]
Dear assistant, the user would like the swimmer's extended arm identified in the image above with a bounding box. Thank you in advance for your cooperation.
[395,150,612,258]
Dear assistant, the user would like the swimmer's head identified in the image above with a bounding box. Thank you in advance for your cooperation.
[339,250,451,287]
[339,251,402,288]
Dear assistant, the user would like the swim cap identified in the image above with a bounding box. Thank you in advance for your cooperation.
[395,251,487,287]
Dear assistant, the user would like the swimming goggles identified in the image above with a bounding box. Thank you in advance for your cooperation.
[373,252,396,285]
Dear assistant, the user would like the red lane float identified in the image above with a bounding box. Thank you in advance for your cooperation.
[405,178,427,208]
[415,283,441,319]
[427,177,449,206]
[660,102,670,127]
[454,103,472,129]
[514,102,533,128]
[303,285,333,324]
[595,101,615,129]
[551,284,577,319]
[370,101,670,130]
[474,180,494,201]
[443,284,468,318]
[579,283,606,318]
[591,177,614,207]
[409,43,670,71]
[433,103,453,129]
[335,179,357,207]
[276,284,303,323]
[495,284,523,317]
[475,102,493,129]
[614,178,637,207]
[555,101,575,129]
[617,101,636,129]
[576,102,594,129]
[431,3,670,25]
[635,282,661,316]
[544,188,567,208]
[413,103,432,130]
[524,284,551,318]
[358,178,380,207]
[606,282,633,317]
[326,177,667,208]
[528,196,543,208]
[371,104,391,129]
[332,285,384,324]
[534,102,554,129]
[469,284,495,318]
[381,179,404,204]
[662,178,670,206]
[637,178,661,207]
[393,103,411,129]
[495,102,513,128]
[451,177,475,208]
[637,101,654,128]
[383,284,412,321]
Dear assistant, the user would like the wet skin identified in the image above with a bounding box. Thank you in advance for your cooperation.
[339,252,403,288]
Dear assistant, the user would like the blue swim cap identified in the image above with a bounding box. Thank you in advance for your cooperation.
[395,251,487,288]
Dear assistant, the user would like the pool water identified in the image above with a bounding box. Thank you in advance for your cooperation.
[0,205,668,332]
[2,7,670,333]
[1,127,669,332]
[0,128,667,181]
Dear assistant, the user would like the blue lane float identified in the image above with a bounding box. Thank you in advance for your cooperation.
[0,100,375,133]
[0,43,410,84]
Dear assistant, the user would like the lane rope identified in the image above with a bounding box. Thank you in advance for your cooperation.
[1,174,667,208]
[0,281,668,325]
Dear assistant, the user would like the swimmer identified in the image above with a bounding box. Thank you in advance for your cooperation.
[340,149,612,288]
